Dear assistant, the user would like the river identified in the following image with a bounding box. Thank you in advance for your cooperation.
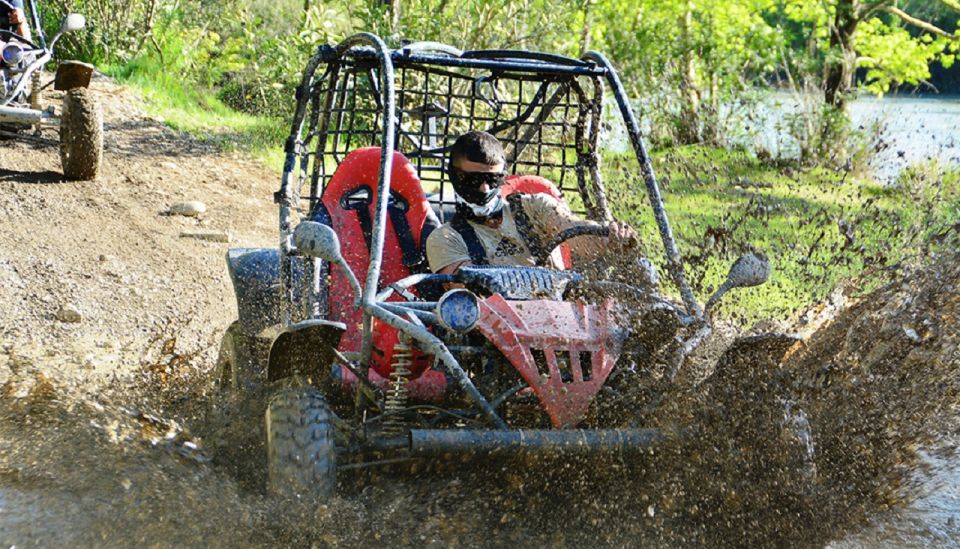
[747,94,960,182]
[610,93,960,183]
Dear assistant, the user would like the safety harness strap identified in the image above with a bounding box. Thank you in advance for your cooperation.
[450,214,489,266]
[341,187,374,251]
[387,195,431,273]
[506,193,547,261]
[342,187,432,274]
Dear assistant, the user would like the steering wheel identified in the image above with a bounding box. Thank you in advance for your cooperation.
[534,224,610,266]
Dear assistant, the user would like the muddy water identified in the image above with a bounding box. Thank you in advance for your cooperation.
[832,438,960,547]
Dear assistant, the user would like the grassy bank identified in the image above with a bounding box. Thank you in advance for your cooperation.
[104,60,288,169]
[607,147,959,324]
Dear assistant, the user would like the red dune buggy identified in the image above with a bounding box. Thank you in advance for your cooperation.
[216,34,792,499]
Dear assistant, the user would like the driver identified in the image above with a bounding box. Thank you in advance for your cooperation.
[0,0,31,40]
[426,131,637,274]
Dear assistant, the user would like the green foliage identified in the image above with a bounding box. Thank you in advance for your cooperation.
[42,0,174,64]
[856,18,956,96]
[52,0,960,154]
[591,0,782,145]
[45,0,960,182]
[779,0,960,98]
[103,60,288,169]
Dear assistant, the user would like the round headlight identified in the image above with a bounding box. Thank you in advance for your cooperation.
[436,289,479,333]
[2,43,24,66]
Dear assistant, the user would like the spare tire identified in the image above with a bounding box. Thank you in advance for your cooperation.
[60,88,103,180]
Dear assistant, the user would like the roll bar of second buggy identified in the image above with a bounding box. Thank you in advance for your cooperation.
[276,34,707,429]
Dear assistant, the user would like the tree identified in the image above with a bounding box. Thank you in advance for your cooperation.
[589,0,780,145]
[786,0,960,109]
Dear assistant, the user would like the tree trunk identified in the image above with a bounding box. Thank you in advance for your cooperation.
[702,71,720,145]
[677,3,702,144]
[578,0,592,57]
[823,0,860,110]
[381,0,400,29]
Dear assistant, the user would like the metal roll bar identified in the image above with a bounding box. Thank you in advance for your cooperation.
[398,41,464,57]
[345,48,608,77]
[582,50,705,322]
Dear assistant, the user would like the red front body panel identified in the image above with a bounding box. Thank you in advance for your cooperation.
[474,294,623,428]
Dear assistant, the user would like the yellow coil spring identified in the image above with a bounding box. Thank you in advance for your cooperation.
[382,340,412,436]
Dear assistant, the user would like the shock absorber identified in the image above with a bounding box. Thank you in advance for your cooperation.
[382,337,412,436]
[30,71,41,111]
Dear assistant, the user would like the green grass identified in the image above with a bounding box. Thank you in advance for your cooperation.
[103,58,288,170]
[604,145,959,325]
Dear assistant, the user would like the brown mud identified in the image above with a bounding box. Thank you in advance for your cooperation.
[2,77,959,547]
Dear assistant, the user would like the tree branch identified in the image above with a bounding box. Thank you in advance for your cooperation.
[860,1,893,20]
[885,5,958,40]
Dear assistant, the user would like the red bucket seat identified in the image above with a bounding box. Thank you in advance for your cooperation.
[320,147,441,386]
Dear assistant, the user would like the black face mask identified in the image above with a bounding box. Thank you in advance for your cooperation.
[449,169,506,206]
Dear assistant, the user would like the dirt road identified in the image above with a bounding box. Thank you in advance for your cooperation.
[1,76,282,545]
[1,78,958,547]
[0,76,278,385]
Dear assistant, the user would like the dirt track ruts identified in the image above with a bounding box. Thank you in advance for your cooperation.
[0,75,278,391]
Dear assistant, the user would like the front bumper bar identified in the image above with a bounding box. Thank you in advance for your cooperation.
[371,428,672,455]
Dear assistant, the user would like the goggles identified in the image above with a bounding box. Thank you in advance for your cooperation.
[449,169,506,206]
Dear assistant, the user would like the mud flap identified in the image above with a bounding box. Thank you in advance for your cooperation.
[267,319,346,382]
[55,61,95,91]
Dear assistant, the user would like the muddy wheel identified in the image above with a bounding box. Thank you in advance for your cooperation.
[215,321,263,395]
[265,385,337,499]
[59,88,103,180]
[215,321,243,393]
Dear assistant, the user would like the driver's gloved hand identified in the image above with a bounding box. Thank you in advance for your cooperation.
[605,220,639,251]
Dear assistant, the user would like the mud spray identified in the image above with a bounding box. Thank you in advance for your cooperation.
[1,240,957,547]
